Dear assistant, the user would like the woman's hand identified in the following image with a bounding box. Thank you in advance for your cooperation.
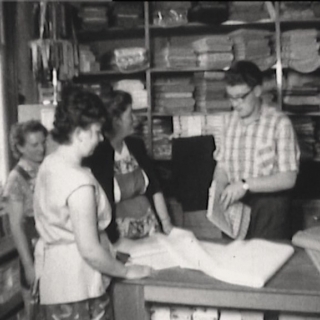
[161,218,173,235]
[125,265,153,279]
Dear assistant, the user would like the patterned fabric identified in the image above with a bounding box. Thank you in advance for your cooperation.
[34,152,112,304]
[42,293,113,320]
[114,142,160,239]
[3,158,39,217]
[214,105,300,182]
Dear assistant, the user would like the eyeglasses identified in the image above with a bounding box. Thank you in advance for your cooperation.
[225,87,254,102]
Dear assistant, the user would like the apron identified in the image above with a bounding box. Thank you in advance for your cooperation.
[115,166,160,239]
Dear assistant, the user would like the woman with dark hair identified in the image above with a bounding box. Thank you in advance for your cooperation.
[85,89,173,242]
[3,120,48,320]
[33,87,151,320]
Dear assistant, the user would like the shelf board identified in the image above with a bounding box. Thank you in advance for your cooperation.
[0,237,16,261]
[76,26,145,42]
[150,19,275,31]
[286,112,320,117]
[0,292,23,320]
[150,67,229,73]
[78,69,147,77]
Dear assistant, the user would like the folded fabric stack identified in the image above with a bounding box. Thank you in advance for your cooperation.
[290,116,316,160]
[281,29,320,73]
[279,1,315,21]
[192,35,234,70]
[193,71,231,113]
[113,79,147,110]
[78,4,109,31]
[153,77,195,114]
[79,45,100,73]
[220,310,264,320]
[112,1,144,28]
[229,29,276,71]
[282,70,320,113]
[150,305,218,320]
[228,1,270,22]
[154,43,197,69]
[152,1,190,27]
[172,113,224,145]
[152,118,172,160]
[292,226,320,274]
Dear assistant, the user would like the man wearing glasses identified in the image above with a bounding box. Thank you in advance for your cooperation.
[213,60,300,240]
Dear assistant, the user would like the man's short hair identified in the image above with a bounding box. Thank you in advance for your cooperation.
[225,60,263,88]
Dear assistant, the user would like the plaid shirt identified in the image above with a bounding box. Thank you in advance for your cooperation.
[214,105,300,183]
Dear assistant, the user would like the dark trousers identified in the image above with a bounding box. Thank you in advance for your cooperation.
[223,191,292,241]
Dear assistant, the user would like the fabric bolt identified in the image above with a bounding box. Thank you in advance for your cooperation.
[34,153,112,304]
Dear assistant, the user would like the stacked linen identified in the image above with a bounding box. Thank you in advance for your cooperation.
[150,305,218,320]
[154,43,197,69]
[112,1,144,28]
[153,77,195,114]
[282,70,320,113]
[290,116,316,161]
[113,79,147,110]
[193,71,231,114]
[152,118,172,160]
[192,35,234,70]
[279,1,315,21]
[292,226,320,274]
[228,1,270,22]
[229,29,276,71]
[78,4,109,31]
[172,113,224,149]
[281,29,320,73]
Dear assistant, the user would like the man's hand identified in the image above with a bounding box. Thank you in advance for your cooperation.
[220,181,247,210]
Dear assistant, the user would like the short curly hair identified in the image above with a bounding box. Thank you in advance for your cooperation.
[10,120,48,160]
[101,89,132,135]
[225,60,263,88]
[51,86,106,144]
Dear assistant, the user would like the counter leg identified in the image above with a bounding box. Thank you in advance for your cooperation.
[112,282,147,320]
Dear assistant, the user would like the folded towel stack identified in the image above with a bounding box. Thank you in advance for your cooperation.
[193,72,231,114]
[229,29,276,71]
[281,29,320,73]
[228,1,270,22]
[153,77,195,114]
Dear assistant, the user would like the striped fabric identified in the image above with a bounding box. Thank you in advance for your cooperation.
[214,106,300,183]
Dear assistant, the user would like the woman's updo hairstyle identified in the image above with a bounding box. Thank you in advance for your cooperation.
[51,86,106,144]
[101,89,132,135]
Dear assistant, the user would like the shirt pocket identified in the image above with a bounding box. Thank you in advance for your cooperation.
[256,143,275,176]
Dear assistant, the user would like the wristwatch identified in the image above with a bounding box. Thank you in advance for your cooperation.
[241,179,250,192]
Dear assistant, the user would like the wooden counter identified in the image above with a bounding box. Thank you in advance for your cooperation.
[112,248,320,320]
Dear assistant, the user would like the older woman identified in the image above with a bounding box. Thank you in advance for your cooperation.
[33,87,151,320]
[85,89,173,242]
[3,120,48,320]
